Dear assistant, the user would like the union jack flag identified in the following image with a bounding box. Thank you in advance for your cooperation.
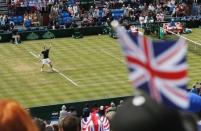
[112,21,189,109]
[81,113,110,131]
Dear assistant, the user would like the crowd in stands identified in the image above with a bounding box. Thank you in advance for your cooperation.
[0,0,200,31]
[1,95,200,131]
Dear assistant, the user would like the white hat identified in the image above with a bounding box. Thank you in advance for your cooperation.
[62,105,66,110]
[100,106,104,110]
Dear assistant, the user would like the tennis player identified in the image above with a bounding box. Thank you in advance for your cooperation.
[40,45,53,72]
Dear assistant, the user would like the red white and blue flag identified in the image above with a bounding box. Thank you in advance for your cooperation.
[81,113,110,131]
[112,21,189,109]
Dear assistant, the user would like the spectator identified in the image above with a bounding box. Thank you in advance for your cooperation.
[53,124,59,131]
[33,118,46,131]
[45,120,54,131]
[0,99,39,131]
[46,125,54,131]
[73,3,79,18]
[59,116,80,131]
[148,4,155,12]
[117,100,124,108]
[68,5,73,16]
[93,6,99,19]
[82,107,90,118]
[91,103,99,113]
[68,106,78,116]
[59,105,69,120]
[191,84,199,95]
[106,102,116,121]
[98,106,105,116]
[81,112,110,131]
[107,102,116,112]
[139,13,144,27]
[88,6,94,16]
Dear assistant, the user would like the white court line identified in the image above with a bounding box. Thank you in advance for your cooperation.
[29,51,39,58]
[101,49,125,63]
[29,51,78,87]
[164,29,201,46]
[52,68,78,87]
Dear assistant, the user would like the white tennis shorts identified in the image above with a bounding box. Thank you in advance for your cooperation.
[42,58,51,64]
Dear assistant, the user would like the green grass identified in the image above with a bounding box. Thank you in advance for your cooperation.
[148,28,201,86]
[0,28,201,108]
[162,28,201,85]
[0,35,133,107]
[183,29,201,86]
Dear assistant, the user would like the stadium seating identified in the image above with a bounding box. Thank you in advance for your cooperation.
[99,10,103,17]
[17,16,23,24]
[24,19,31,28]
[11,16,24,25]
[111,9,123,20]
[58,11,73,25]
[12,16,18,25]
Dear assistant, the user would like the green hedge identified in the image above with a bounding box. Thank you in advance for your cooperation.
[0,26,106,43]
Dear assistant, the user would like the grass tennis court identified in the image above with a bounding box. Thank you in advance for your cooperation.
[0,35,133,107]
[0,28,201,108]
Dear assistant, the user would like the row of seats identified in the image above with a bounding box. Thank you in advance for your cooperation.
[97,9,124,19]
[58,17,72,25]
[10,16,31,27]
[24,19,31,27]
[59,12,71,18]
[111,9,124,20]
[10,16,23,25]
[58,12,72,25]
[111,9,124,14]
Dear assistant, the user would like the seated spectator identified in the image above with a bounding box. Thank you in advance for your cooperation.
[33,118,46,131]
[9,21,15,30]
[117,100,124,108]
[91,103,99,113]
[190,84,199,95]
[148,4,155,12]
[23,15,31,28]
[98,106,105,116]
[106,102,116,121]
[11,30,21,44]
[175,22,184,34]
[81,110,110,131]
[111,95,197,131]
[68,106,78,116]
[31,11,40,26]
[167,20,176,32]
[53,124,59,131]
[59,105,69,120]
[59,115,80,131]
[45,120,54,131]
[93,6,99,19]
[46,125,54,131]
[129,25,139,36]
[139,14,144,27]
[163,21,184,34]
[107,102,116,112]
[81,14,94,27]
[156,13,164,22]
[0,99,38,131]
